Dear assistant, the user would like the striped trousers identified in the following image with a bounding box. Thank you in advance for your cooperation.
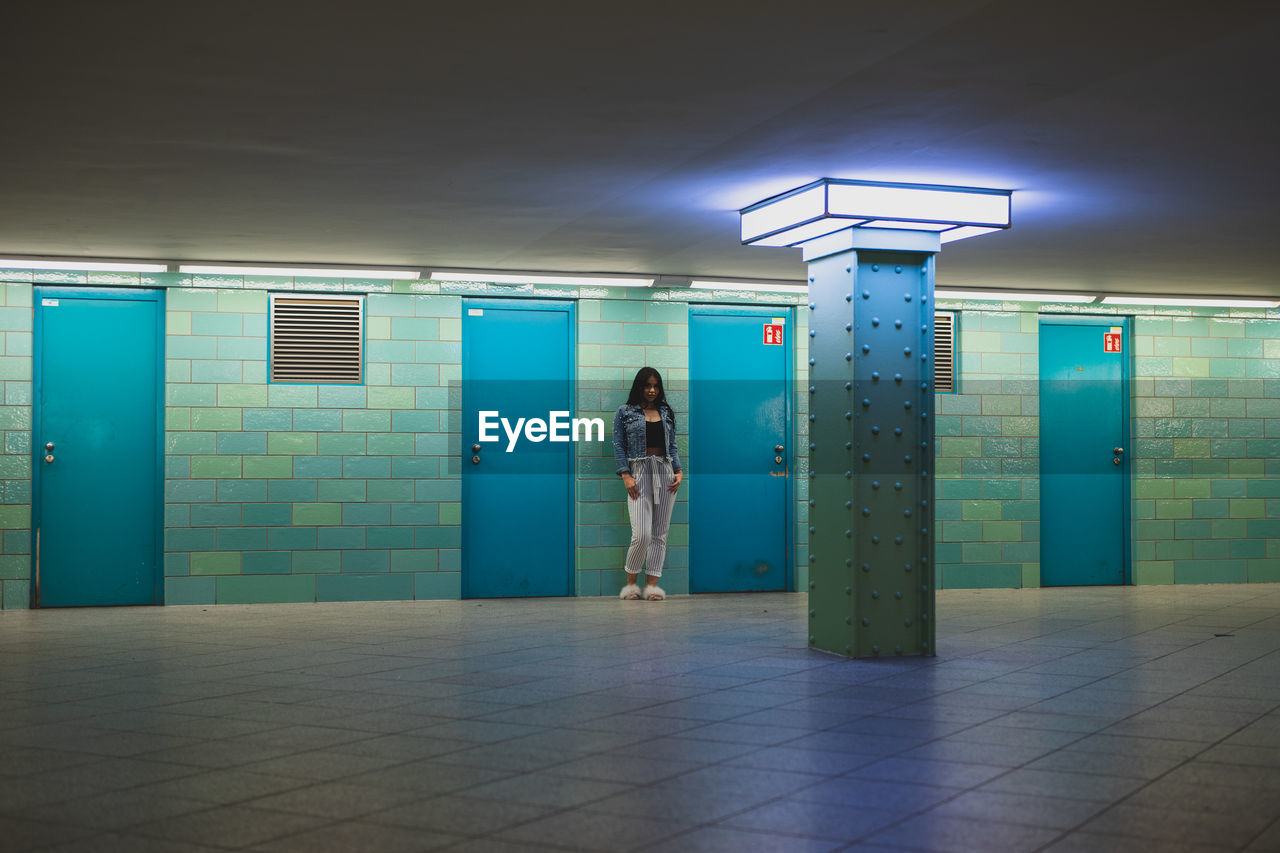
[625,455,677,578]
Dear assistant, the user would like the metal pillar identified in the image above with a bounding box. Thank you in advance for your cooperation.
[805,232,937,658]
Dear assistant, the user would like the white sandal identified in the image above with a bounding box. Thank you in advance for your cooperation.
[644,585,666,601]
[619,584,643,600]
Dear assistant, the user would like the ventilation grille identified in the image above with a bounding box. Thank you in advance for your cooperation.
[934,311,956,393]
[270,295,363,384]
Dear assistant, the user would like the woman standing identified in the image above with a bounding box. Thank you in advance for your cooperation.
[613,367,683,601]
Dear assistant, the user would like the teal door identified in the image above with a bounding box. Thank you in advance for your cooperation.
[1039,316,1129,586]
[461,299,574,597]
[689,306,791,592]
[34,288,164,607]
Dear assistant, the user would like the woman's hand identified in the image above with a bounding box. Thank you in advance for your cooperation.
[622,473,639,499]
[669,470,682,493]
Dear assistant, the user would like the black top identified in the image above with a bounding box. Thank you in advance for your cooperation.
[645,418,663,448]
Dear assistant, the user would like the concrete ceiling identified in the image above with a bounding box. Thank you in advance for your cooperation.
[3,1,1278,297]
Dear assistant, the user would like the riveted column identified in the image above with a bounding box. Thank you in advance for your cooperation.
[740,178,1010,657]
[807,246,936,658]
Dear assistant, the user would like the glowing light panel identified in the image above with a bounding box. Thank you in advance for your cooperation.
[1102,296,1278,308]
[740,186,825,242]
[939,226,1004,243]
[0,258,168,272]
[740,179,1012,248]
[181,265,419,279]
[936,289,1095,303]
[689,279,805,293]
[828,184,1009,227]
[861,220,951,232]
[747,219,864,247]
[430,272,653,287]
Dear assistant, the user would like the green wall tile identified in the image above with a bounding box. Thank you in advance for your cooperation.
[1175,559,1246,584]
[218,384,269,407]
[367,386,415,409]
[944,563,1021,588]
[1133,561,1174,584]
[190,551,240,576]
[243,456,293,478]
[190,456,241,479]
[269,385,318,407]
[317,572,413,602]
[292,503,341,526]
[1249,560,1280,582]
[415,572,461,599]
[267,432,317,455]
[191,312,242,336]
[217,574,315,603]
[165,577,216,604]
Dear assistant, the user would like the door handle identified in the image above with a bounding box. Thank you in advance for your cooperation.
[1113,447,1124,455]
[45,442,55,452]
[774,445,784,453]
[472,444,482,453]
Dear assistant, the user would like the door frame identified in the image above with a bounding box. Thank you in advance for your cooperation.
[688,302,795,592]
[460,297,576,598]
[31,286,166,607]
[1037,313,1133,585]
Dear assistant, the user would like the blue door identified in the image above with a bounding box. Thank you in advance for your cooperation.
[1039,317,1129,586]
[462,299,574,597]
[34,288,164,607]
[689,306,791,592]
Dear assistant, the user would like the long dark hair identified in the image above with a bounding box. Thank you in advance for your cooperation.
[626,366,676,429]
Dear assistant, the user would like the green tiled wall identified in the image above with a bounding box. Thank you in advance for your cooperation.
[0,269,807,607]
[574,298,690,597]
[575,290,807,596]
[0,283,32,609]
[0,263,1274,606]
[163,285,462,605]
[933,297,1280,589]
[1130,315,1280,585]
[933,309,1041,589]
[794,305,811,591]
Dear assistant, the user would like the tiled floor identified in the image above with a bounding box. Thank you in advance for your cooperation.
[1,585,1279,852]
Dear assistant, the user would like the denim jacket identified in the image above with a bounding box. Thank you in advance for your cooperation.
[613,404,682,475]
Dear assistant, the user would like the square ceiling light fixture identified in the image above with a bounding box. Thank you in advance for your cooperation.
[740,179,1012,247]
